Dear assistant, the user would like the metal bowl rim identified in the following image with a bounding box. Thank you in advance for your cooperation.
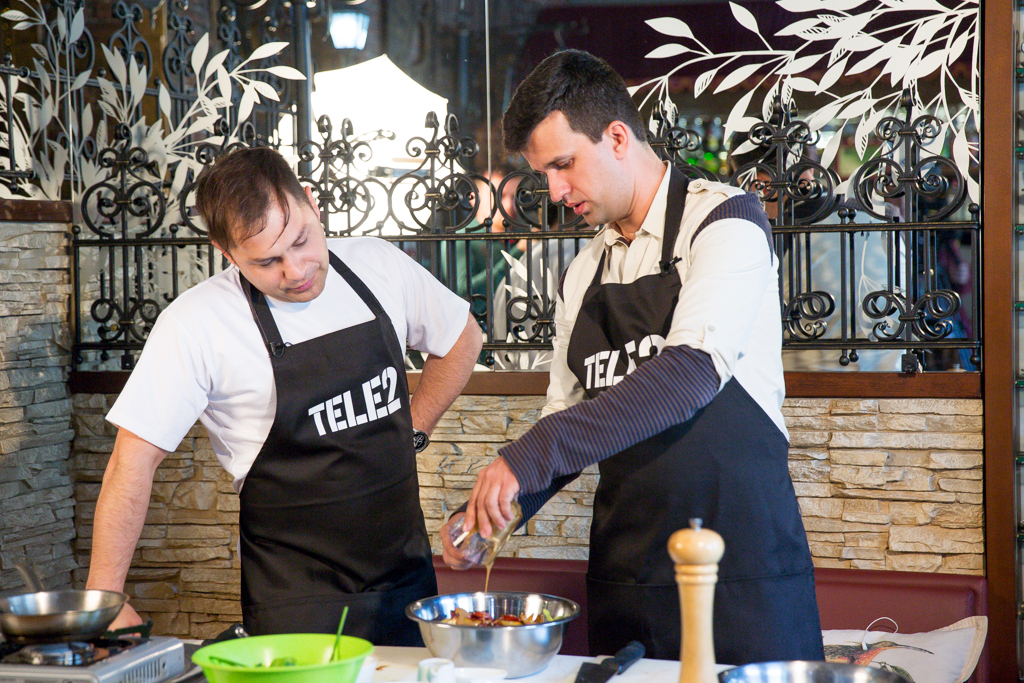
[725,660,903,668]
[406,591,581,628]
[719,660,910,682]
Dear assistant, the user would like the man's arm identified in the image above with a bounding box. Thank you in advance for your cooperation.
[463,210,775,538]
[86,428,169,629]
[410,313,482,434]
[463,345,719,538]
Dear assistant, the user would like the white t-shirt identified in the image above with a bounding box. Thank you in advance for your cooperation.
[107,237,470,491]
[544,165,789,438]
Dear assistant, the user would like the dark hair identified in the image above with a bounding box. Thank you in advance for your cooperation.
[502,49,646,154]
[194,147,309,252]
[725,102,798,174]
[726,130,777,175]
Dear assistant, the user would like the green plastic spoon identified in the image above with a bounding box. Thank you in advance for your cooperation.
[330,606,349,662]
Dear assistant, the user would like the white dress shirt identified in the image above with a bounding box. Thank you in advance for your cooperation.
[543,164,789,438]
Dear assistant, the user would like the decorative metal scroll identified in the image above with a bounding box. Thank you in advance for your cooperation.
[0,56,34,190]
[73,99,980,372]
[10,0,305,369]
[749,96,978,373]
[648,99,716,182]
[0,2,981,373]
[850,101,968,223]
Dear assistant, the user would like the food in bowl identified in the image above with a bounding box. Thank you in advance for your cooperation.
[406,592,580,678]
[192,633,373,683]
[259,657,297,668]
[439,607,553,626]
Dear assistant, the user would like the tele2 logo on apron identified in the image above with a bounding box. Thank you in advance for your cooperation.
[582,334,666,390]
[307,366,402,436]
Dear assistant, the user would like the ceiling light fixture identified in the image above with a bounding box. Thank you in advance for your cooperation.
[330,9,370,50]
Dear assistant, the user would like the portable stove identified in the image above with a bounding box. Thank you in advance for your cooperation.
[0,636,185,683]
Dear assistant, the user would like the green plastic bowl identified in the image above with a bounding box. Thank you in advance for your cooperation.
[192,634,373,683]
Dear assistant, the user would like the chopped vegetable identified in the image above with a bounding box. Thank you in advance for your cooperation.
[270,657,297,667]
[254,657,298,668]
[438,607,553,626]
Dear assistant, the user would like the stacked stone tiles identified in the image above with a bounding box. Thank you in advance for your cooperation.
[69,393,985,638]
[0,216,77,594]
[786,398,984,574]
[422,396,595,560]
[72,398,239,638]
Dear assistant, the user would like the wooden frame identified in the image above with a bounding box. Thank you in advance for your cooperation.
[980,0,1017,678]
[0,198,72,222]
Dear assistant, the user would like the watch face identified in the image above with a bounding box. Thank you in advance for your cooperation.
[413,430,429,452]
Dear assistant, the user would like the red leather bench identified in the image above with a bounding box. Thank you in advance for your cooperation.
[433,557,988,682]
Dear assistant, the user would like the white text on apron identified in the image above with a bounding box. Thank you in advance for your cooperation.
[582,334,665,390]
[307,366,402,435]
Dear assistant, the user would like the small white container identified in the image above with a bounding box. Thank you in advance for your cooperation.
[453,667,507,683]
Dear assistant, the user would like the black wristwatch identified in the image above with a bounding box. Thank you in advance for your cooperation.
[413,429,430,452]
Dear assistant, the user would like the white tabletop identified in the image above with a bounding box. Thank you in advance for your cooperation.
[366,646,732,682]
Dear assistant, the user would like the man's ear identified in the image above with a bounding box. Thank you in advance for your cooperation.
[305,185,321,221]
[605,120,632,160]
[212,240,236,267]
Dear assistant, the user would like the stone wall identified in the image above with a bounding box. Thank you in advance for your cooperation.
[0,216,76,595]
[69,393,984,638]
[785,398,984,574]
[72,403,235,637]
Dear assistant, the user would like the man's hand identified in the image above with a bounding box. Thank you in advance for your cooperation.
[108,602,144,631]
[440,512,476,570]
[463,456,521,540]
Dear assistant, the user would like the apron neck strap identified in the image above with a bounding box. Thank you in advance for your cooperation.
[588,164,691,286]
[326,250,389,320]
[240,250,386,359]
[241,275,287,358]
[659,165,689,275]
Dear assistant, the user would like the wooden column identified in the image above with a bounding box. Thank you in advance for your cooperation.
[982,0,1018,679]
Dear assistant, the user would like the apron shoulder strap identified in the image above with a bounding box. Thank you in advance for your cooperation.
[659,165,690,275]
[238,249,390,360]
[328,251,387,319]
[240,274,287,358]
[589,250,608,289]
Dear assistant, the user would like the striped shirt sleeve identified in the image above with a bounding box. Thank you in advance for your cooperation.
[500,344,720,496]
[692,192,773,256]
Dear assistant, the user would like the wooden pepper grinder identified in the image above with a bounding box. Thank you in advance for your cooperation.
[668,518,725,683]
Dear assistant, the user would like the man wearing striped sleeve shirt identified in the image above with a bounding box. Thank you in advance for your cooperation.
[440,50,824,665]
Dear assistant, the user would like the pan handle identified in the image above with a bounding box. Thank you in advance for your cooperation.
[14,563,44,593]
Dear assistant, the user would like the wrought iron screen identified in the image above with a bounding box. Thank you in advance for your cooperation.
[0,1,980,374]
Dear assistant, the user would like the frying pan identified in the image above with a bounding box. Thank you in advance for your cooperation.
[0,564,128,643]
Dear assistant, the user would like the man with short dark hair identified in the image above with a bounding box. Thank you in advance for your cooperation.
[442,50,824,665]
[87,147,482,645]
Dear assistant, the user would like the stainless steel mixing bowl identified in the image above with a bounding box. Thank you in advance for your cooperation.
[719,661,910,683]
[405,592,580,679]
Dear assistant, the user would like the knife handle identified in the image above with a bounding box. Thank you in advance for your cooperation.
[610,640,645,674]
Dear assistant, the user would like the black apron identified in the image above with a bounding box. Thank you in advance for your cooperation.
[237,252,435,645]
[567,167,824,665]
